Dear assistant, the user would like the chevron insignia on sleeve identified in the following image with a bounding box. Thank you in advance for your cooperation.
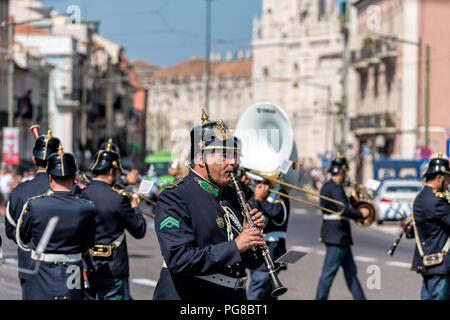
[160,216,180,230]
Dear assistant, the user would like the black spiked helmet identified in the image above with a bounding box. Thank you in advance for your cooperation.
[422,153,450,179]
[89,141,123,173]
[190,110,240,163]
[32,128,61,161]
[329,152,349,174]
[47,145,78,177]
[99,138,120,154]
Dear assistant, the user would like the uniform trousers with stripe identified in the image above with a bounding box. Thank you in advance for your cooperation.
[421,274,450,300]
[315,244,366,300]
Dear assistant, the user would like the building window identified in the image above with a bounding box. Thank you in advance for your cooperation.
[318,0,326,21]
[263,67,269,77]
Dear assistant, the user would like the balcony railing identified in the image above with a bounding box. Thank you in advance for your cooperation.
[351,38,397,66]
[350,113,396,131]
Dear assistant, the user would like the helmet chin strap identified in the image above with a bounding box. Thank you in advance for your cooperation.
[202,153,219,187]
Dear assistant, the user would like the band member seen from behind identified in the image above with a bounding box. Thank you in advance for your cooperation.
[153,111,265,300]
[81,142,147,300]
[411,153,450,300]
[315,153,370,300]
[17,146,96,300]
[244,177,290,300]
[5,126,60,299]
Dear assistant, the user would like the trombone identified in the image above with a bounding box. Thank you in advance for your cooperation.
[243,169,346,215]
[114,188,157,219]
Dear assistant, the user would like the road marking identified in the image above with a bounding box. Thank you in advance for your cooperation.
[4,258,18,265]
[316,250,326,256]
[292,208,307,215]
[385,261,411,268]
[354,256,378,263]
[289,245,409,268]
[132,278,158,287]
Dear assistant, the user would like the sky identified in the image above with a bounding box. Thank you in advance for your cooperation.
[41,0,262,67]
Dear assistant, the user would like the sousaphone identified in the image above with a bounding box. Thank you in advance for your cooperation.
[234,102,346,215]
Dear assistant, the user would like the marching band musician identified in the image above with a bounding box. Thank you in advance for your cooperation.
[315,154,370,300]
[411,153,450,300]
[81,142,146,300]
[4,126,60,299]
[153,111,265,300]
[17,146,96,300]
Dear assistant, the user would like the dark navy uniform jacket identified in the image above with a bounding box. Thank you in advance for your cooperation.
[412,186,450,275]
[5,171,49,279]
[153,170,263,300]
[319,179,363,246]
[20,191,96,300]
[81,180,147,279]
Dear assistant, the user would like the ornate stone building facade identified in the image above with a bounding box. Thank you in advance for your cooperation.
[146,0,346,166]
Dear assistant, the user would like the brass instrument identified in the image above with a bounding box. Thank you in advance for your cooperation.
[244,169,346,215]
[29,125,41,139]
[75,171,92,187]
[75,170,156,219]
[115,188,156,219]
[350,183,376,227]
[234,102,347,216]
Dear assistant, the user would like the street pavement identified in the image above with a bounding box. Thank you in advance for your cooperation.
[0,193,421,300]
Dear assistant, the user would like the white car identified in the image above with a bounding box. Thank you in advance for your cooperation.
[373,179,423,224]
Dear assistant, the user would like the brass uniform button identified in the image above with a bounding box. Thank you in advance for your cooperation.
[422,242,426,246]
[63,296,68,300]
[54,296,59,300]
[53,261,58,265]
[62,262,67,266]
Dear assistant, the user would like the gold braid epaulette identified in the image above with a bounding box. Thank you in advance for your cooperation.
[165,178,184,190]
[432,189,448,200]
[27,192,49,202]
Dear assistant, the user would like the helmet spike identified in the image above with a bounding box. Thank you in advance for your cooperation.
[57,144,64,156]
[201,109,210,125]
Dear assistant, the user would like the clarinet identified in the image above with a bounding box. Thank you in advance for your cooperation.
[386,219,412,256]
[228,172,288,297]
[386,229,404,256]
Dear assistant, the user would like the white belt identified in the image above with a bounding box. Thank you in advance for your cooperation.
[264,231,286,242]
[112,232,125,248]
[31,250,82,263]
[195,274,248,290]
[323,214,348,221]
[162,261,247,289]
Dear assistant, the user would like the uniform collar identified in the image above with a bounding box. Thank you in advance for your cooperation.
[190,168,221,198]
[331,177,342,185]
[91,178,112,186]
[52,190,72,195]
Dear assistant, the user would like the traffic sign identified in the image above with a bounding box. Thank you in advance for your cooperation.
[420,146,432,160]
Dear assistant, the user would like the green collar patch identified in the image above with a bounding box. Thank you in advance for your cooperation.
[194,177,219,197]
[160,216,180,230]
